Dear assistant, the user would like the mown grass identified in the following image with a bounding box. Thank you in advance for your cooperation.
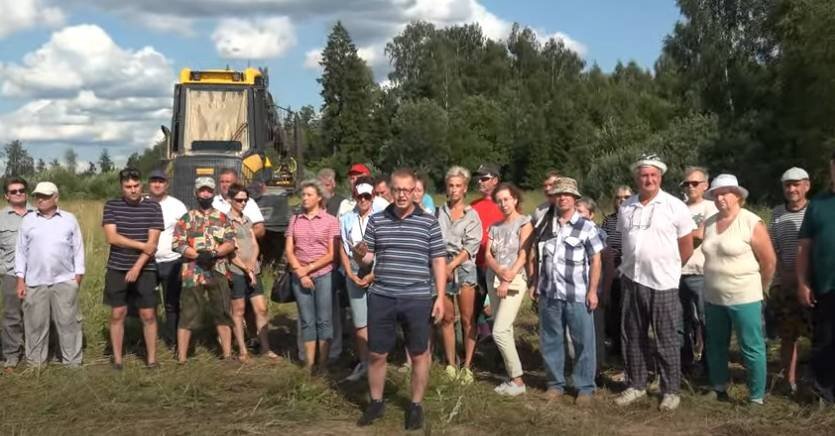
[0,199,833,435]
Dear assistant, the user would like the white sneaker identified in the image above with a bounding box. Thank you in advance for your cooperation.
[500,382,526,397]
[344,362,367,382]
[615,388,647,406]
[444,365,458,381]
[494,381,511,394]
[659,394,680,411]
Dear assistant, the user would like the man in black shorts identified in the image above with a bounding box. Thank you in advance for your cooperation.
[353,168,446,431]
[102,168,163,369]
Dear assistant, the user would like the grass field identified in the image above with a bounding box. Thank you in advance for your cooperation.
[0,198,833,435]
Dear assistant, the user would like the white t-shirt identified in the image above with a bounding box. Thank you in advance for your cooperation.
[618,190,696,290]
[337,197,389,219]
[155,195,188,263]
[681,199,718,275]
[212,195,264,224]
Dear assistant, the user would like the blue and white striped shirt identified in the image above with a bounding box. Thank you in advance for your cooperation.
[364,204,446,299]
[537,211,605,303]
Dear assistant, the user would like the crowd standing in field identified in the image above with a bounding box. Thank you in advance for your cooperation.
[1,151,835,430]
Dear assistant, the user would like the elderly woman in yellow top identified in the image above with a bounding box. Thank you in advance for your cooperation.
[701,174,775,405]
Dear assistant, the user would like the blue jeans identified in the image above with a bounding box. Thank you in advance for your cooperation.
[539,297,596,395]
[292,273,333,342]
[679,275,705,370]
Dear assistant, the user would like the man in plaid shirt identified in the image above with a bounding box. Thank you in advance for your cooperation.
[532,177,605,407]
[172,177,237,363]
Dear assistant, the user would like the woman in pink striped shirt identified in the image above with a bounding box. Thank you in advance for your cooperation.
[285,180,340,372]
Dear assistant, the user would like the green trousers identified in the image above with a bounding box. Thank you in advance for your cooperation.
[705,301,766,401]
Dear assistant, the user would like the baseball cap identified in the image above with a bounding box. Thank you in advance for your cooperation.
[474,164,499,178]
[194,177,216,191]
[31,181,59,196]
[348,163,371,176]
[355,182,373,196]
[780,167,809,183]
[148,169,168,181]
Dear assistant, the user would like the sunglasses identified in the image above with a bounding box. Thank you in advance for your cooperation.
[680,181,704,188]
[232,197,248,203]
[478,176,494,182]
[6,189,26,195]
[357,194,372,201]
[615,195,631,200]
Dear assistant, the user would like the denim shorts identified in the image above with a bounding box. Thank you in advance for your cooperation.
[345,277,369,328]
[229,273,264,300]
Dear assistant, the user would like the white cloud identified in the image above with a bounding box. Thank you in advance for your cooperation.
[303,48,323,70]
[212,16,297,59]
[0,0,64,39]
[135,13,196,37]
[0,24,172,99]
[0,24,175,163]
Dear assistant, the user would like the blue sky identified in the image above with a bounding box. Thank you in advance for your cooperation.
[0,0,681,165]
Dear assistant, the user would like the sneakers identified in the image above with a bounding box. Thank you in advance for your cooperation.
[444,365,458,381]
[357,400,385,427]
[702,389,730,402]
[345,362,367,382]
[494,381,526,396]
[458,367,474,385]
[545,388,563,401]
[405,402,424,431]
[749,398,764,406]
[614,388,647,406]
[659,394,680,411]
[575,394,593,407]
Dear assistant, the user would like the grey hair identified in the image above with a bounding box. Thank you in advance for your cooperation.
[683,166,710,181]
[299,179,325,198]
[445,165,471,183]
[577,196,598,215]
[317,168,336,182]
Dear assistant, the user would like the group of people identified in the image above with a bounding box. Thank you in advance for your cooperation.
[1,151,834,431]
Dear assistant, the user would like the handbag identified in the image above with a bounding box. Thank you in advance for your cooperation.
[271,270,295,303]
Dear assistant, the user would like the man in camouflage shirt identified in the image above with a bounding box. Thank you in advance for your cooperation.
[172,177,237,363]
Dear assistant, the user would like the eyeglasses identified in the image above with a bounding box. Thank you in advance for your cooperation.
[34,194,54,200]
[6,189,26,195]
[615,195,631,200]
[478,176,494,183]
[680,181,704,188]
[627,204,656,230]
[232,197,248,203]
[392,187,415,196]
[119,168,141,180]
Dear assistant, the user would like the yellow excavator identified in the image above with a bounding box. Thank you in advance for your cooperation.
[160,67,303,234]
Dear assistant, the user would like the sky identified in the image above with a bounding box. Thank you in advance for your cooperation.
[0,0,682,166]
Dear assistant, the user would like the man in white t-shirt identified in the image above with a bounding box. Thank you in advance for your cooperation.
[147,170,188,346]
[212,168,265,239]
[614,154,695,411]
[678,166,717,374]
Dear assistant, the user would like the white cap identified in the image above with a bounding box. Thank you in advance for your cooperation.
[31,181,59,196]
[705,174,749,200]
[781,167,809,182]
[355,183,373,196]
[630,153,668,175]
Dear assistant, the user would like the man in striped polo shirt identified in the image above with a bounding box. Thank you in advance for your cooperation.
[354,168,446,431]
[102,168,164,369]
[769,167,812,394]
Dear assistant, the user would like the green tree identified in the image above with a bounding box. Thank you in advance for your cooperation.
[64,148,78,174]
[3,140,35,177]
[318,22,376,168]
[98,149,114,173]
[380,99,450,177]
[49,158,61,170]
[36,158,46,174]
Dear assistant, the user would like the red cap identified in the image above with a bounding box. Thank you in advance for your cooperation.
[348,163,371,176]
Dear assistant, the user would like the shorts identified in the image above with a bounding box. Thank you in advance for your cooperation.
[103,269,158,309]
[345,277,369,328]
[367,293,432,355]
[229,273,264,300]
[769,284,812,339]
[179,275,233,330]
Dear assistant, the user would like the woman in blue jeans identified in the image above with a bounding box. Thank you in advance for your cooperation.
[285,180,340,372]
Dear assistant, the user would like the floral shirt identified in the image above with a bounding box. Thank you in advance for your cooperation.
[172,208,235,287]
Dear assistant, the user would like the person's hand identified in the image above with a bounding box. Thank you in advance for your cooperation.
[432,297,444,325]
[17,282,26,300]
[125,266,142,283]
[294,265,310,279]
[352,242,368,261]
[798,283,816,308]
[75,275,83,286]
[247,270,257,285]
[527,285,538,302]
[499,267,515,283]
[496,281,509,299]
[586,291,599,312]
[351,274,366,288]
[141,241,156,257]
[300,276,314,290]
[195,250,214,269]
[445,264,455,283]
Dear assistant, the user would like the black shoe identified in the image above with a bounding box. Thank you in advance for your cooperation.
[146,362,160,370]
[405,402,424,431]
[357,400,385,426]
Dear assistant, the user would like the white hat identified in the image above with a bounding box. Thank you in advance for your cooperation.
[781,167,809,182]
[704,174,749,200]
[31,181,59,196]
[355,182,373,196]
[630,153,668,175]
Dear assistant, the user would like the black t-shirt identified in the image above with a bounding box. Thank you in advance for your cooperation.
[326,194,345,217]
[102,198,164,271]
